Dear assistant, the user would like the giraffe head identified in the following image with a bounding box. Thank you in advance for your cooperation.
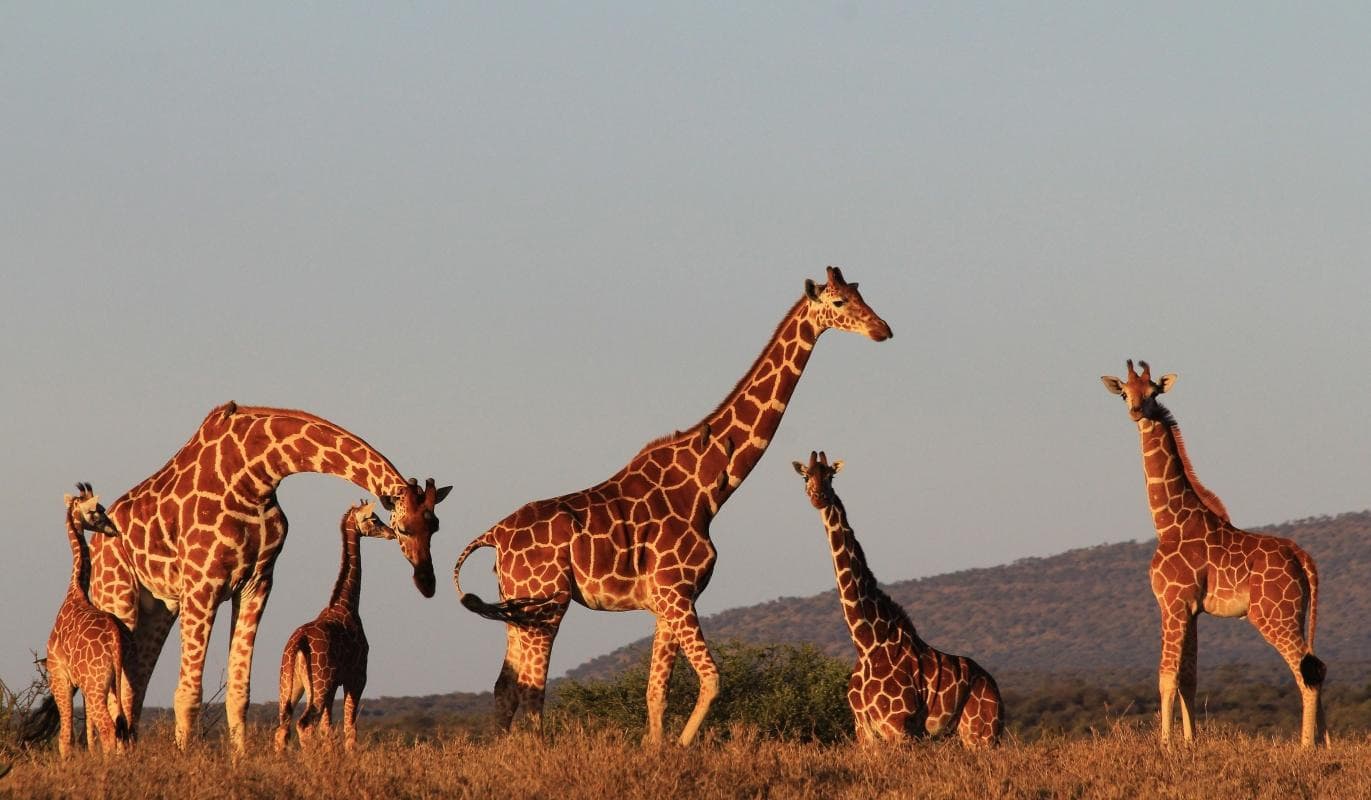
[803,266,894,342]
[63,482,119,536]
[792,450,844,509]
[343,500,396,541]
[378,477,452,597]
[1100,359,1177,423]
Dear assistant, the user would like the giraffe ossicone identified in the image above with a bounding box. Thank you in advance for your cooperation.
[792,451,1003,746]
[84,402,450,752]
[453,266,892,746]
[1102,359,1326,747]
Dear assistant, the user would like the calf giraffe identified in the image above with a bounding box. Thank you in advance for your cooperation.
[45,483,135,757]
[454,267,892,745]
[275,502,392,752]
[84,402,449,751]
[792,452,1002,746]
[1102,359,1325,746]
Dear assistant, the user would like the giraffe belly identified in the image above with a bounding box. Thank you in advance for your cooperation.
[1203,593,1249,618]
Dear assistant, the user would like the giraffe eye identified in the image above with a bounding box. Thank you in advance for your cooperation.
[832,299,845,308]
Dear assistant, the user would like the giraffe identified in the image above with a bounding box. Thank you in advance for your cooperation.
[453,267,893,745]
[274,501,392,752]
[1101,359,1325,746]
[792,452,1003,746]
[44,483,136,757]
[84,402,450,751]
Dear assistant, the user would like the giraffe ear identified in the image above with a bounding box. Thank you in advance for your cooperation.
[433,485,453,504]
[804,279,821,302]
[1100,376,1125,395]
[792,461,807,476]
[831,460,844,474]
[1157,373,1178,393]
[63,493,74,505]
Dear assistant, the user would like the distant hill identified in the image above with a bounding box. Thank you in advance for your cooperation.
[567,511,1371,683]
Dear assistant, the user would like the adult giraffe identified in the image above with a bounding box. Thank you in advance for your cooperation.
[454,267,892,745]
[86,402,450,751]
[1101,359,1325,747]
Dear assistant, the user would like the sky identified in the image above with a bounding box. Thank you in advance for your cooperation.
[3,4,1369,704]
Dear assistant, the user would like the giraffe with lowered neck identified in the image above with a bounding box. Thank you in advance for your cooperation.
[1102,359,1325,746]
[453,267,893,745]
[275,501,392,752]
[85,402,450,751]
[792,452,1003,746]
[43,483,136,757]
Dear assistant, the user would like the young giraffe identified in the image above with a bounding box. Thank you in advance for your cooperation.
[792,452,1003,746]
[453,267,892,745]
[44,483,136,757]
[274,501,393,752]
[84,402,450,751]
[1102,359,1325,746]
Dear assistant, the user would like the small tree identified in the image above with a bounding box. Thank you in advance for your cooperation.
[552,640,853,742]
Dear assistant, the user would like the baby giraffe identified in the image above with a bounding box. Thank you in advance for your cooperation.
[275,501,394,752]
[45,483,135,757]
[793,452,1003,746]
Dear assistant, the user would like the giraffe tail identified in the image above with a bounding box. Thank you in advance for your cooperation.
[114,632,135,744]
[453,530,561,627]
[1293,543,1320,650]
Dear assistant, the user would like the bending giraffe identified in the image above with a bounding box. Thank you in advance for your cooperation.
[275,501,392,752]
[792,452,1002,746]
[41,484,136,757]
[454,267,892,745]
[84,402,450,751]
[1101,359,1325,746]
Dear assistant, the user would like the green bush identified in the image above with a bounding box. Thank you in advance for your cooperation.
[551,640,853,742]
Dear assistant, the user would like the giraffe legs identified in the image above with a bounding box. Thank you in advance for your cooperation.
[643,618,680,746]
[172,596,216,749]
[50,670,74,759]
[494,609,566,734]
[1156,606,1196,746]
[662,604,718,746]
[342,675,365,752]
[128,596,177,725]
[1177,615,1198,742]
[1250,600,1326,747]
[225,576,273,753]
[85,679,119,755]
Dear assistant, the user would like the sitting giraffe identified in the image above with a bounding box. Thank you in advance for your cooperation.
[1102,359,1325,746]
[274,502,393,752]
[44,483,136,757]
[792,452,1003,746]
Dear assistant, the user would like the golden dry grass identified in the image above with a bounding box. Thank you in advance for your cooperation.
[4,720,1370,800]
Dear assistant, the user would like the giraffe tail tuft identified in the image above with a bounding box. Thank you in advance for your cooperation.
[460,592,562,628]
[1300,653,1326,689]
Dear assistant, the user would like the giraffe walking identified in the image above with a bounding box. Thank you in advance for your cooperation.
[453,267,892,745]
[84,402,450,751]
[43,484,136,757]
[275,502,391,752]
[792,452,1002,746]
[1101,360,1325,746]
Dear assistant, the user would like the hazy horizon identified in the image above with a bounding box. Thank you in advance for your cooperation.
[4,4,1368,705]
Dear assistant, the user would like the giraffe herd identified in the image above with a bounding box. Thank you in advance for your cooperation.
[30,268,1329,758]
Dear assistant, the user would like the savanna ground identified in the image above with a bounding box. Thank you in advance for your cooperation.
[4,720,1370,800]
[6,643,1371,798]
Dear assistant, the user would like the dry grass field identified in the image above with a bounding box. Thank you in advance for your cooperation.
[4,720,1370,800]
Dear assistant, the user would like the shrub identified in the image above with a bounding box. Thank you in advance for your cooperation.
[551,640,852,742]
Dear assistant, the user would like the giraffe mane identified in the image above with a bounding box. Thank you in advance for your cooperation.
[633,296,808,457]
[1155,405,1231,523]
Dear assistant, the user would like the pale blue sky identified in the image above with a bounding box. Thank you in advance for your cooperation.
[3,4,1369,701]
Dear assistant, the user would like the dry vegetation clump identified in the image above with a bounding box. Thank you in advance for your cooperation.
[5,719,1371,800]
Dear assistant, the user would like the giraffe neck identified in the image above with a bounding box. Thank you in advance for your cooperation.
[163,404,411,506]
[63,511,92,603]
[1137,411,1231,533]
[328,519,363,612]
[818,497,916,644]
[637,298,820,509]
